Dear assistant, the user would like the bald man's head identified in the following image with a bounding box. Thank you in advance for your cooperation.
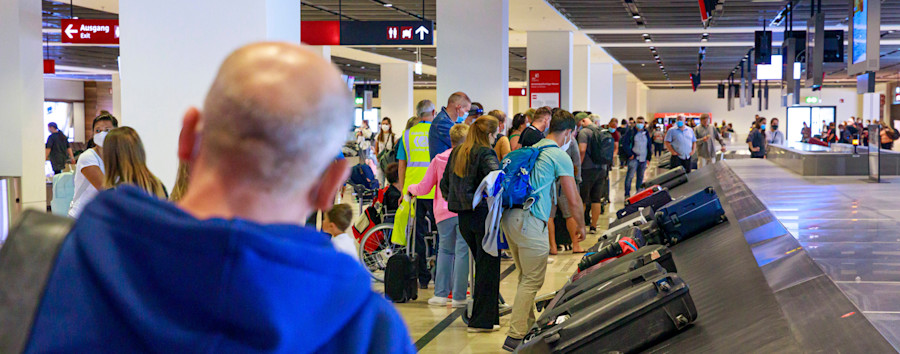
[200,42,352,192]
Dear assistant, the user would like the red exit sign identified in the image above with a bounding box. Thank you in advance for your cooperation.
[60,19,119,44]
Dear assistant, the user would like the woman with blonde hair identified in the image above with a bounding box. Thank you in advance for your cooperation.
[102,127,167,198]
[441,116,501,332]
[488,110,512,159]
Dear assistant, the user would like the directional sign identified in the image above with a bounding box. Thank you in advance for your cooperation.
[60,19,119,44]
[302,21,433,46]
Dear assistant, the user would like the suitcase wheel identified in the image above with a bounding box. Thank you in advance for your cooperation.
[720,215,728,223]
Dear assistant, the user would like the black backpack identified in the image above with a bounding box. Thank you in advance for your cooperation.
[384,253,418,303]
[587,126,615,166]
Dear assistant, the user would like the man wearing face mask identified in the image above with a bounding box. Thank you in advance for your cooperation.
[500,110,585,351]
[693,113,726,168]
[664,115,697,173]
[620,117,653,197]
[766,117,785,147]
[747,117,767,158]
[429,92,472,159]
[518,107,552,148]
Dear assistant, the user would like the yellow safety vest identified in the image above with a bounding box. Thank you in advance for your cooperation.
[403,122,434,199]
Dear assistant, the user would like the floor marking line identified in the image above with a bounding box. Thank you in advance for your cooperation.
[414,263,517,350]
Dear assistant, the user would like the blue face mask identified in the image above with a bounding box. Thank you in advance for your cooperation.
[636,123,645,130]
[760,124,767,130]
[676,121,685,128]
[608,127,616,133]
[456,111,469,124]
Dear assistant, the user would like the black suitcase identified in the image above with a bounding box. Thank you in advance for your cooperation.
[616,189,673,219]
[519,272,698,354]
[637,219,666,246]
[606,206,653,232]
[384,254,418,302]
[532,263,667,334]
[655,186,728,246]
[641,166,687,190]
[544,245,676,313]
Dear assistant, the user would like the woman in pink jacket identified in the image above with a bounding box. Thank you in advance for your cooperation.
[409,124,470,307]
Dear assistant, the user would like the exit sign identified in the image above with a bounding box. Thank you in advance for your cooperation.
[805,96,820,104]
[60,19,119,44]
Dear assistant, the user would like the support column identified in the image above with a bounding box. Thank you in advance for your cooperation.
[111,73,122,124]
[0,0,46,212]
[612,73,628,119]
[119,0,301,188]
[527,31,573,110]
[590,63,613,121]
[626,78,638,118]
[437,0,509,113]
[308,46,331,61]
[573,45,591,112]
[380,63,413,137]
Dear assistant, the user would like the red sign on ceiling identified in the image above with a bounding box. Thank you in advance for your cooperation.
[529,70,561,108]
[60,19,119,44]
[509,88,527,96]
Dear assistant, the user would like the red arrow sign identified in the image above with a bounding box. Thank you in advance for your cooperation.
[60,19,119,44]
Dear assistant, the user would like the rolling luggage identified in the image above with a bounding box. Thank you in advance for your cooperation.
[641,166,687,190]
[604,206,653,239]
[655,186,728,246]
[384,198,419,303]
[519,272,698,354]
[532,263,667,334]
[626,185,662,205]
[637,219,666,246]
[809,137,829,147]
[577,236,640,272]
[616,188,672,220]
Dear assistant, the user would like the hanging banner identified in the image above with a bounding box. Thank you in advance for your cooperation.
[529,70,561,108]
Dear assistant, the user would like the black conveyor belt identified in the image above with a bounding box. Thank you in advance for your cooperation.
[644,165,802,352]
[639,163,895,353]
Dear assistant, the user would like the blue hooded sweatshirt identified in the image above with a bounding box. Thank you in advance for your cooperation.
[26,186,415,353]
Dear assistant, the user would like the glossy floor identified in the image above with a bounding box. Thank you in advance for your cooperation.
[726,159,900,348]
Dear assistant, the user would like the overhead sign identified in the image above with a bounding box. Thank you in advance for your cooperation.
[529,70,560,108]
[509,88,526,97]
[60,19,119,44]
[805,96,819,104]
[301,21,433,46]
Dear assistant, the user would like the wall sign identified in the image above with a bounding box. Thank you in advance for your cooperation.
[60,19,119,44]
[529,70,561,108]
[301,21,433,46]
[509,88,526,97]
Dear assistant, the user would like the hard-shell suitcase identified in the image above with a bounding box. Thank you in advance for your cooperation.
[655,186,728,246]
[637,219,666,246]
[519,273,698,354]
[384,198,419,303]
[641,166,687,190]
[532,263,667,335]
[577,236,640,271]
[603,207,653,242]
[626,185,662,205]
[553,245,675,308]
[616,189,672,220]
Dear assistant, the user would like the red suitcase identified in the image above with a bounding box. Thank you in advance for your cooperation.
[808,137,829,147]
[626,185,663,205]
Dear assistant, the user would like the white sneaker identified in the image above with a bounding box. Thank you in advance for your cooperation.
[467,325,501,333]
[451,299,467,308]
[499,302,512,313]
[428,296,449,306]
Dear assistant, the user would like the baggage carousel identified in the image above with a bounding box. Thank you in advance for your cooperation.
[641,162,896,352]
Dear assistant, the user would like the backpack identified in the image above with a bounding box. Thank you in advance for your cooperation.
[499,145,554,208]
[587,126,615,166]
[891,127,900,141]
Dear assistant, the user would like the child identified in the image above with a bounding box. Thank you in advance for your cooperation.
[382,162,402,219]
[323,204,358,261]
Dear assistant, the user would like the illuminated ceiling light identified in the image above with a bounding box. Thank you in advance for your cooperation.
[633,14,641,19]
[701,38,708,42]
[644,38,652,42]
[649,46,655,50]
[383,3,393,7]
[361,66,366,69]
[642,33,650,36]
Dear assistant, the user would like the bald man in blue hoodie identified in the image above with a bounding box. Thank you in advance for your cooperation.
[25,42,415,353]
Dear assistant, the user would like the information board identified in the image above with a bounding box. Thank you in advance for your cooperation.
[529,70,561,108]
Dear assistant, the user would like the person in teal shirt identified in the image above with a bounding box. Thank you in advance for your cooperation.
[499,110,585,351]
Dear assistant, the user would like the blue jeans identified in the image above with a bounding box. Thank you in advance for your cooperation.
[624,159,648,197]
[435,217,470,300]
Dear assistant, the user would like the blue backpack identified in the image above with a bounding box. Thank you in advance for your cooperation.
[500,145,553,208]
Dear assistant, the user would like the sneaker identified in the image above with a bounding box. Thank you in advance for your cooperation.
[500,251,512,260]
[590,226,597,234]
[428,296,449,306]
[451,299,467,308]
[502,336,523,352]
[467,325,500,333]
[499,302,512,313]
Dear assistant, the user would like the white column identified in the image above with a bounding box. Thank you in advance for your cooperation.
[527,31,573,110]
[308,46,331,61]
[626,78,638,118]
[590,63,614,121]
[437,0,508,113]
[380,63,413,137]
[573,45,591,112]
[612,73,628,119]
[0,0,46,211]
[111,73,122,124]
[119,0,301,188]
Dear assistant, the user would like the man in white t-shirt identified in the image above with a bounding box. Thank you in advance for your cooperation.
[323,204,359,261]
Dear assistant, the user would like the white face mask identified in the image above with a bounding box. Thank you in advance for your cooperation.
[93,131,109,147]
[559,134,573,151]
[381,124,390,131]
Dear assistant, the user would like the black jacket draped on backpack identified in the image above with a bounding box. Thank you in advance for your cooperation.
[441,146,500,213]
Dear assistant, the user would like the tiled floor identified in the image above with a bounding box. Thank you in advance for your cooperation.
[726,159,900,349]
